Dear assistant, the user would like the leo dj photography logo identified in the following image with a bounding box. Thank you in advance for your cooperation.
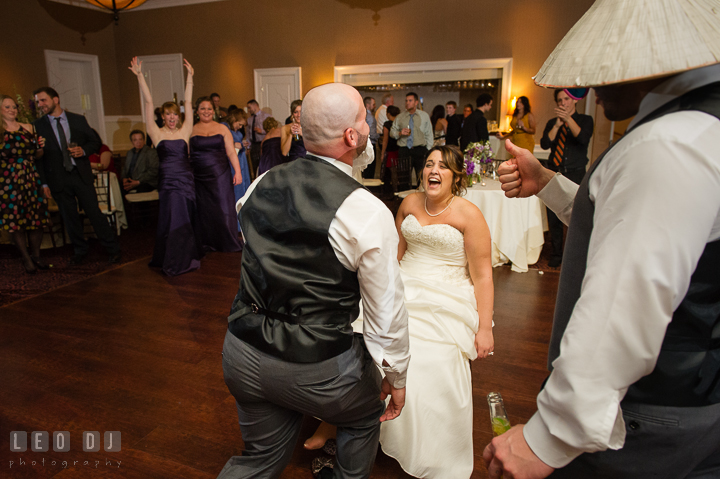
[9,431,122,470]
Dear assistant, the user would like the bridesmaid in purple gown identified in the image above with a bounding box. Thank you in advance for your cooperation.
[190,97,243,252]
[280,99,307,163]
[257,117,285,175]
[130,57,202,275]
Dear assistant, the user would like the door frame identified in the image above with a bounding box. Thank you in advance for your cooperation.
[253,67,303,109]
[44,50,107,141]
[334,58,513,122]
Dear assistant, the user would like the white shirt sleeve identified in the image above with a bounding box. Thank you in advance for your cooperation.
[536,173,580,225]
[524,111,720,468]
[421,111,434,150]
[330,188,410,388]
[375,106,388,135]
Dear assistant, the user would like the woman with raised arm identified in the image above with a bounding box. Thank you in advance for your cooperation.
[190,96,242,253]
[130,56,202,276]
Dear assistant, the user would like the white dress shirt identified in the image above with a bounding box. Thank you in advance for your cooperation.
[375,104,388,135]
[524,63,720,468]
[237,156,411,388]
[390,109,435,151]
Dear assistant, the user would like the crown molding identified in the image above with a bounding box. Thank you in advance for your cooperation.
[48,0,228,12]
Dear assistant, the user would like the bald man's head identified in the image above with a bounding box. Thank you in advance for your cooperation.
[301,83,365,150]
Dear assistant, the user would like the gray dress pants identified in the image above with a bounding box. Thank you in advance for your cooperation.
[218,331,385,479]
[548,400,720,478]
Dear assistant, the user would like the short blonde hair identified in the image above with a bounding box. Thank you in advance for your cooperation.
[262,117,280,131]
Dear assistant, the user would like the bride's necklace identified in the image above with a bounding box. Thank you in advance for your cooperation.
[425,195,454,217]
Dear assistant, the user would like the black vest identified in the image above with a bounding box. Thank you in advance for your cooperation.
[549,81,720,407]
[228,156,363,363]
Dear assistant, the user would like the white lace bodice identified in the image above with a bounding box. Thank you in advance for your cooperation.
[400,214,471,285]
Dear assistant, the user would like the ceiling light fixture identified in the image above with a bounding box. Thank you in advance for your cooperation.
[85,0,147,24]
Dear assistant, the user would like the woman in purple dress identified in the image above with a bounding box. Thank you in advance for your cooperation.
[280,99,306,163]
[256,117,284,175]
[190,97,243,252]
[130,56,202,276]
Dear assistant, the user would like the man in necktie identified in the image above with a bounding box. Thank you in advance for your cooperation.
[391,92,434,185]
[33,87,121,265]
[539,89,594,267]
[246,99,269,181]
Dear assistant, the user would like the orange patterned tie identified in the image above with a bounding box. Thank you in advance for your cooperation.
[553,124,567,167]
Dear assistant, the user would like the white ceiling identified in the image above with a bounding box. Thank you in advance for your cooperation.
[48,0,228,12]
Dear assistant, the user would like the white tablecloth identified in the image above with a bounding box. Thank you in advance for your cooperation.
[465,178,545,272]
[105,172,128,234]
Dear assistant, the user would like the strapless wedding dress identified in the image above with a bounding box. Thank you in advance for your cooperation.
[380,214,479,478]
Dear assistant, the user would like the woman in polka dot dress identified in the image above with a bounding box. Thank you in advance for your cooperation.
[1,94,49,273]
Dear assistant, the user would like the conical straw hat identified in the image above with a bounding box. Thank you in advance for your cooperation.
[534,0,720,88]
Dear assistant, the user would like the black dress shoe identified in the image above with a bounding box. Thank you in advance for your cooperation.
[69,254,87,265]
[108,252,122,265]
[548,256,562,268]
[23,260,38,274]
[30,256,50,270]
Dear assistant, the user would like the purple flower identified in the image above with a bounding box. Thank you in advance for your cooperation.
[465,161,475,175]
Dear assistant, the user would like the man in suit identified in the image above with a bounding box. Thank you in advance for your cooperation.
[123,130,159,193]
[460,93,493,151]
[445,101,463,147]
[33,87,120,265]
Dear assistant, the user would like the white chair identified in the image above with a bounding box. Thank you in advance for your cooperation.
[94,171,118,232]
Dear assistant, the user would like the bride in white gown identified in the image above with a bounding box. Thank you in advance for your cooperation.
[379,145,494,478]
[304,145,493,478]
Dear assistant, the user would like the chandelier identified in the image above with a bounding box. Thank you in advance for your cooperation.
[85,0,148,24]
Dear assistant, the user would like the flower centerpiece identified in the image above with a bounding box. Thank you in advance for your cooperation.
[464,141,494,184]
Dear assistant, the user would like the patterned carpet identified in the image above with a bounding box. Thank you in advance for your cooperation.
[0,225,156,307]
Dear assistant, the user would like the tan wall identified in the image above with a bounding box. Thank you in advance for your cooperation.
[0,0,122,115]
[8,0,596,146]
[112,0,596,132]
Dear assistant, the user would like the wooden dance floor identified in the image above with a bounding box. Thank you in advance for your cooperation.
[0,252,558,478]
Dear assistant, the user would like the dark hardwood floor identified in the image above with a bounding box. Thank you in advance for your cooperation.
[0,252,559,478]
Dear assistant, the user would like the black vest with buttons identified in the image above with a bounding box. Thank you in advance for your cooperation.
[228,156,363,363]
[549,81,720,407]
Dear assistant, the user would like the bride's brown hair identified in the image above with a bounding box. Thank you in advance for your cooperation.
[423,145,467,197]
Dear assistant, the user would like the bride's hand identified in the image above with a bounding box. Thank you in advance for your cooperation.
[474,328,494,359]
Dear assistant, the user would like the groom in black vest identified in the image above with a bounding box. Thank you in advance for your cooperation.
[484,1,720,478]
[218,82,410,479]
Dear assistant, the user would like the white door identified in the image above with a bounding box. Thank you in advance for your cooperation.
[137,54,185,118]
[254,67,302,120]
[45,50,106,141]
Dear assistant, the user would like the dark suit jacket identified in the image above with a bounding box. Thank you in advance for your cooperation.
[34,111,100,193]
[460,110,489,151]
[445,113,463,147]
[124,145,159,189]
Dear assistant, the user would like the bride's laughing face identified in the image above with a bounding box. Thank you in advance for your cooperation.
[423,150,455,201]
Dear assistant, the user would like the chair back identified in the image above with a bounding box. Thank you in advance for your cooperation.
[394,156,413,191]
